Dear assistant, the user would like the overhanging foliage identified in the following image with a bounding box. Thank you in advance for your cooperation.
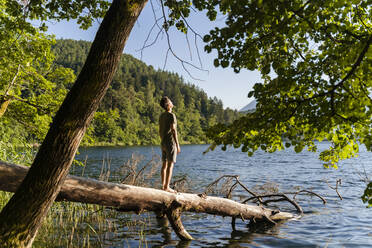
[163,0,372,204]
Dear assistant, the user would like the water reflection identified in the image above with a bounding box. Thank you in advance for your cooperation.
[222,220,282,247]
[153,214,191,248]
[155,215,172,243]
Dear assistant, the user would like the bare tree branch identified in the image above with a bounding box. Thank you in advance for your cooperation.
[138,17,164,60]
[4,64,21,96]
[180,14,205,68]
[326,179,343,200]
[185,31,192,61]
[155,0,208,80]
[0,94,53,115]
[163,48,170,70]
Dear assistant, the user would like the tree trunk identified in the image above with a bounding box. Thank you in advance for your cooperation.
[0,1,147,247]
[0,161,294,241]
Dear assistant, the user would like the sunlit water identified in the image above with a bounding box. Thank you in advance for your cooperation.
[73,143,372,247]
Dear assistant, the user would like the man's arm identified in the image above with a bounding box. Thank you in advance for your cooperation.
[171,123,181,154]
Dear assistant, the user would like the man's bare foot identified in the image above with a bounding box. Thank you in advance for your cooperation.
[164,188,177,193]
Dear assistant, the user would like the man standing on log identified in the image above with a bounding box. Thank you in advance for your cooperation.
[159,96,181,193]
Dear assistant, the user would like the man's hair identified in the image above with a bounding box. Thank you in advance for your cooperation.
[160,96,170,110]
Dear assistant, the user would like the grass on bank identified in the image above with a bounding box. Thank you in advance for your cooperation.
[0,191,151,248]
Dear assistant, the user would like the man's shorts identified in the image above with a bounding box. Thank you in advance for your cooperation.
[161,143,177,163]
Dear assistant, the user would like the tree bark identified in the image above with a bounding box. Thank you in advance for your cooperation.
[0,161,294,241]
[0,1,147,247]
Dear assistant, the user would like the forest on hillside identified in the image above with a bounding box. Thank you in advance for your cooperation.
[0,38,240,155]
[52,39,240,145]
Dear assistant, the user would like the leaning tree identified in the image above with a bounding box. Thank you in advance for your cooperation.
[0,0,147,246]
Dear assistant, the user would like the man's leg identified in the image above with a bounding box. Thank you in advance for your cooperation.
[161,160,167,190]
[164,161,175,192]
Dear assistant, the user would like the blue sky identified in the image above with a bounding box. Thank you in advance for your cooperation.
[44,3,259,110]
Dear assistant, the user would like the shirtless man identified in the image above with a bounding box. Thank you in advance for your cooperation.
[159,96,181,193]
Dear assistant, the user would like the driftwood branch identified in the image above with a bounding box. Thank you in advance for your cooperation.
[244,193,301,212]
[291,189,327,204]
[203,175,327,231]
[204,175,260,200]
[0,161,294,240]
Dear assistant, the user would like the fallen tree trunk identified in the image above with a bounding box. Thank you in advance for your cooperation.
[0,161,294,240]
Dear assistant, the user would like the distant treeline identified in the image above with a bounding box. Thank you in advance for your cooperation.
[53,39,240,146]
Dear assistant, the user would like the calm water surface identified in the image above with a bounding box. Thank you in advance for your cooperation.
[74,143,372,247]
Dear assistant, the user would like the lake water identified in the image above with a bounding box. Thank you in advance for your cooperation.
[74,143,372,247]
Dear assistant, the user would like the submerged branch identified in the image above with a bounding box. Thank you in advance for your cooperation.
[204,174,327,218]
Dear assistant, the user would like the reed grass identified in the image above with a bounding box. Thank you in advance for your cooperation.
[0,152,164,247]
[0,191,151,247]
